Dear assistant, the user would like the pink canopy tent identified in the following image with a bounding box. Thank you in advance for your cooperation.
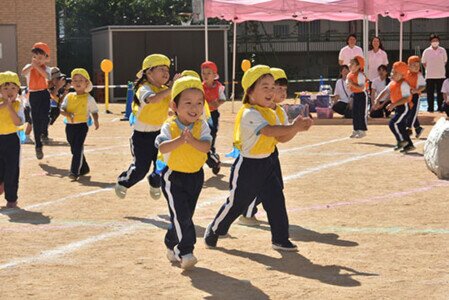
[203,0,449,109]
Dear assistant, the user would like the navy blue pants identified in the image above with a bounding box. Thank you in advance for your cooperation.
[243,148,283,217]
[161,167,204,259]
[389,104,412,144]
[0,133,20,202]
[66,123,90,176]
[209,110,220,153]
[406,94,421,129]
[209,154,290,244]
[29,90,50,149]
[352,91,368,131]
[118,130,160,188]
[426,78,444,112]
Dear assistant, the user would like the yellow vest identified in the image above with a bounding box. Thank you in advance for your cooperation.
[233,104,278,156]
[0,99,21,135]
[166,117,207,173]
[274,104,286,125]
[65,93,89,123]
[134,82,170,126]
[202,101,211,121]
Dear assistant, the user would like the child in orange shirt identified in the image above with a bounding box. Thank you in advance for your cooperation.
[405,56,426,138]
[346,56,368,138]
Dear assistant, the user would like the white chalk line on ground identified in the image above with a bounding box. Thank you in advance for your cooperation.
[22,144,128,161]
[0,139,424,270]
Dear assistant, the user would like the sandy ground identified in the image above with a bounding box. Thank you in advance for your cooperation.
[1,102,448,299]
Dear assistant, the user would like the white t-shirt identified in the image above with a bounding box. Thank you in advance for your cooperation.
[422,46,447,79]
[338,45,364,66]
[371,77,389,102]
[367,49,389,81]
[239,108,280,159]
[134,84,164,132]
[441,78,449,94]
[334,78,352,103]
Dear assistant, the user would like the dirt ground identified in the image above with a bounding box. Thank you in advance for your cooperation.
[1,102,448,299]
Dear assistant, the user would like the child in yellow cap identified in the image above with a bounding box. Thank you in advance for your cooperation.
[374,62,415,153]
[204,65,312,252]
[405,56,426,138]
[60,68,99,181]
[116,54,181,200]
[0,71,25,208]
[238,67,291,226]
[347,55,368,138]
[155,75,212,270]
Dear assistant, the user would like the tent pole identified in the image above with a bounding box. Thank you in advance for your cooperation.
[231,21,237,113]
[399,20,403,61]
[205,15,209,61]
[363,16,369,73]
[375,16,379,36]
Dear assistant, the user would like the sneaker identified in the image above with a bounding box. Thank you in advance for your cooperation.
[166,249,178,263]
[406,128,413,136]
[180,253,198,270]
[0,182,3,195]
[400,143,416,153]
[24,136,34,145]
[212,164,221,175]
[415,127,425,139]
[35,147,44,160]
[354,130,366,139]
[150,186,161,200]
[6,201,18,209]
[272,240,298,252]
[41,136,51,145]
[237,215,261,226]
[204,224,219,249]
[68,173,79,181]
[349,130,358,138]
[394,140,408,151]
[115,183,127,199]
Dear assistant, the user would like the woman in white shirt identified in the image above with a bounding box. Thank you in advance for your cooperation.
[331,65,352,118]
[367,37,389,82]
[338,34,364,66]
[422,33,447,112]
[369,65,391,118]
[440,77,449,116]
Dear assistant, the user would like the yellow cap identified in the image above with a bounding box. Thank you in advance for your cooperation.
[171,76,204,100]
[71,68,93,93]
[137,54,170,77]
[270,68,287,81]
[181,70,201,79]
[0,71,21,87]
[242,65,272,92]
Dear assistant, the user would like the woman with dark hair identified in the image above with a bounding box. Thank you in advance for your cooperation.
[338,34,364,66]
[331,65,352,118]
[367,36,389,82]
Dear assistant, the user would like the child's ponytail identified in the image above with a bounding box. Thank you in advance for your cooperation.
[133,70,148,107]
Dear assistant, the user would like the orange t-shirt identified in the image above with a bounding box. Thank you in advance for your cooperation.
[26,64,50,91]
[389,80,412,105]
[346,71,366,93]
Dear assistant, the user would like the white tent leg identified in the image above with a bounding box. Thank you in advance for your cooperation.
[363,16,369,74]
[399,20,403,61]
[231,21,237,113]
[205,16,209,61]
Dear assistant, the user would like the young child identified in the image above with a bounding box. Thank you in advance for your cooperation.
[405,56,426,138]
[48,67,66,128]
[370,65,391,118]
[347,56,368,138]
[20,89,34,144]
[116,54,180,199]
[155,75,212,270]
[21,42,51,160]
[374,62,414,153]
[60,68,99,181]
[204,65,313,252]
[238,67,290,226]
[332,65,352,118]
[0,71,25,208]
[201,61,226,175]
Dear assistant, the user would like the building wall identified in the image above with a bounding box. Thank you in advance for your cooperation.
[0,0,57,82]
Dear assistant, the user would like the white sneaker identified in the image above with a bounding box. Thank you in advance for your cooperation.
[166,249,178,263]
[180,253,198,270]
[354,130,366,138]
[150,186,161,200]
[349,130,358,138]
[114,183,127,199]
[237,215,261,226]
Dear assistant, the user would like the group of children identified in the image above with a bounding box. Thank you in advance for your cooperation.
[345,54,427,153]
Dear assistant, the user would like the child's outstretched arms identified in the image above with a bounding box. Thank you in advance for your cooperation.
[260,116,313,143]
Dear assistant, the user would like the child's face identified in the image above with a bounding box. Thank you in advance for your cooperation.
[349,61,360,73]
[72,74,88,93]
[274,84,287,103]
[378,68,387,78]
[341,67,349,78]
[32,53,49,65]
[146,65,170,86]
[201,68,215,83]
[409,62,420,73]
[174,88,205,125]
[391,70,403,82]
[248,75,275,107]
[0,83,19,100]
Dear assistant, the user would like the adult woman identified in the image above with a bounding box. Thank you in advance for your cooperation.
[338,34,364,66]
[367,36,389,82]
[331,65,352,118]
